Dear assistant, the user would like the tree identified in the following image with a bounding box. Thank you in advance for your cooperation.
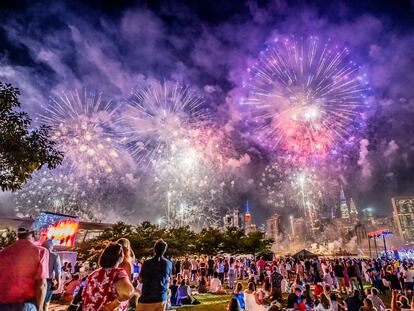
[222,227,245,254]
[0,82,63,191]
[0,228,16,249]
[241,231,273,259]
[195,227,224,255]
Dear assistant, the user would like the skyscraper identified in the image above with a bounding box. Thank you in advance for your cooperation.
[244,200,256,233]
[265,213,281,242]
[391,197,414,244]
[223,210,242,229]
[340,187,350,219]
[244,200,252,227]
[349,198,358,219]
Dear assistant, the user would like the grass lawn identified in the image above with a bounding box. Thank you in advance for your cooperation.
[179,293,231,311]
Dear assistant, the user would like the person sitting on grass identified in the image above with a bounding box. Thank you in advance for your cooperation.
[177,279,200,305]
[365,288,385,311]
[177,279,193,305]
[62,274,81,303]
[228,297,241,311]
[169,279,179,306]
[287,287,302,309]
[209,272,226,294]
[197,272,208,294]
[244,282,267,311]
[232,282,245,310]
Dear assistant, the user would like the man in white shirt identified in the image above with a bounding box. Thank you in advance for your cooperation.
[404,263,414,296]
[209,272,225,294]
[323,269,334,288]
[190,256,199,282]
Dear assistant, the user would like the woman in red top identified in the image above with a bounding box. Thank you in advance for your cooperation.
[82,243,134,311]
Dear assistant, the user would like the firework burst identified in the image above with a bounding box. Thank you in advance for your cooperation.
[259,161,339,224]
[14,169,95,220]
[37,89,123,177]
[242,36,369,160]
[118,80,208,167]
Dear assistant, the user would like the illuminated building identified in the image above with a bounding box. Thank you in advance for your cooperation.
[349,198,358,219]
[391,197,414,244]
[354,222,368,246]
[339,187,350,219]
[244,200,252,227]
[265,213,282,242]
[223,210,243,229]
[293,217,306,242]
[244,200,256,234]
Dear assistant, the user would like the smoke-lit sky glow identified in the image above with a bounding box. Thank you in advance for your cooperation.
[1,0,414,226]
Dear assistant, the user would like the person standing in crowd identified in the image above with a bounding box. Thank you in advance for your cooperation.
[117,238,135,279]
[367,264,386,294]
[334,261,348,295]
[207,256,215,280]
[42,239,61,311]
[190,256,199,282]
[228,257,236,290]
[323,268,334,289]
[137,239,172,311]
[218,258,226,285]
[404,263,414,296]
[82,243,134,311]
[181,257,191,281]
[384,266,402,291]
[270,265,283,302]
[0,225,49,311]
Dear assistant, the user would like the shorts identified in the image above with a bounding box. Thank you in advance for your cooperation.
[406,282,414,290]
[45,279,54,303]
[191,270,197,275]
[208,269,214,276]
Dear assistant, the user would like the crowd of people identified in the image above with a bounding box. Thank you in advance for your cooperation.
[1,225,414,311]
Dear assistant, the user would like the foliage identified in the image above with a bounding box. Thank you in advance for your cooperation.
[242,231,273,259]
[0,82,63,191]
[76,222,273,262]
[0,228,17,249]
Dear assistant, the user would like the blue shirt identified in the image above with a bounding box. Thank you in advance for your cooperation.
[138,256,172,303]
[233,293,245,309]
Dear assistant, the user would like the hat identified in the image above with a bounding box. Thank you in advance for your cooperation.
[17,224,34,235]
[42,239,54,249]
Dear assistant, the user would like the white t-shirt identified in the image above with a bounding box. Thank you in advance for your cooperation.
[405,269,414,283]
[316,302,332,311]
[210,278,222,292]
[191,259,198,270]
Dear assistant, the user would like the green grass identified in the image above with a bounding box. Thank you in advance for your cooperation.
[179,293,231,311]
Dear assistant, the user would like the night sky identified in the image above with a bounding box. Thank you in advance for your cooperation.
[1,0,414,225]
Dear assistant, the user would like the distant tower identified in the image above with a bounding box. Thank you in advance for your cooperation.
[349,198,358,219]
[244,200,252,227]
[340,187,350,219]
